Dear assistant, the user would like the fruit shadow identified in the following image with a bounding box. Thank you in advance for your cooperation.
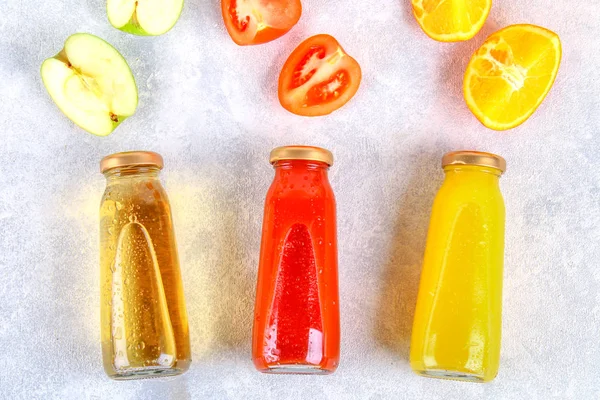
[261,32,307,112]
[399,0,421,32]
[84,0,104,15]
[206,0,225,28]
[436,19,500,125]
[374,149,442,361]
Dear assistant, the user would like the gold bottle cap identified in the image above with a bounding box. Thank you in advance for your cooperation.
[442,151,506,173]
[100,151,164,174]
[269,146,334,166]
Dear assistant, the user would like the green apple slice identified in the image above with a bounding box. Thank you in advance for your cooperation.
[107,0,184,36]
[41,33,138,137]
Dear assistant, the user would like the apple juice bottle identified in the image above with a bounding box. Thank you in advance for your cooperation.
[99,151,190,379]
[410,151,506,382]
[252,146,340,374]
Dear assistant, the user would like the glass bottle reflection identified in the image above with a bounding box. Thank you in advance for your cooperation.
[100,151,190,379]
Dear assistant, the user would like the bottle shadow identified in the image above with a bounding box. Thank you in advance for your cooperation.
[42,174,104,376]
[374,150,443,361]
[135,377,192,400]
[211,144,268,354]
[208,189,259,352]
[175,138,268,361]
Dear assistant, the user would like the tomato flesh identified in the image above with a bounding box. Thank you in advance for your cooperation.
[228,0,250,32]
[291,46,326,89]
[279,35,361,116]
[305,70,350,106]
[221,0,302,45]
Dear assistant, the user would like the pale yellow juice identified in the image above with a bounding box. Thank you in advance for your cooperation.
[100,162,190,379]
[410,160,505,382]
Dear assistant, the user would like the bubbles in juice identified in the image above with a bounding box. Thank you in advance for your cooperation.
[100,176,190,379]
[265,223,323,366]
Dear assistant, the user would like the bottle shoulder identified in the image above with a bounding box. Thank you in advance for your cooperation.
[102,177,169,202]
[433,178,505,214]
[101,177,171,221]
[438,175,504,199]
[266,176,335,203]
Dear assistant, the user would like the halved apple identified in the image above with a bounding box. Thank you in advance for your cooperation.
[41,33,138,137]
[107,0,184,36]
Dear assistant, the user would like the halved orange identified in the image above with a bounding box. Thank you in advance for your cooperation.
[464,24,562,130]
[412,0,492,42]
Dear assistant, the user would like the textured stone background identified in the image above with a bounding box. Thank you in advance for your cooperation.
[1,0,599,398]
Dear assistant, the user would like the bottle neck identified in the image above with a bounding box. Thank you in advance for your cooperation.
[273,160,330,176]
[103,166,161,182]
[443,165,502,183]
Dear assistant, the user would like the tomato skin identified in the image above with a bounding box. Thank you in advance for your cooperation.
[221,0,302,46]
[278,34,362,116]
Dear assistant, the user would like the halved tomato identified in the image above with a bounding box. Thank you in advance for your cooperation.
[221,0,302,45]
[278,34,362,116]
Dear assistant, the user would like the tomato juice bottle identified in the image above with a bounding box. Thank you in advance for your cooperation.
[252,146,340,374]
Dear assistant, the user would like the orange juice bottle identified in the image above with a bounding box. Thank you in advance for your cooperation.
[410,151,506,382]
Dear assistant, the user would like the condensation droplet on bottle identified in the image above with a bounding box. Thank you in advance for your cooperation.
[136,341,146,350]
[159,354,174,366]
[110,261,116,273]
[116,201,123,211]
[114,326,123,340]
[108,227,114,235]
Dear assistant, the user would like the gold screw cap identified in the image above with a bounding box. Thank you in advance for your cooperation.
[100,151,164,174]
[269,146,334,166]
[442,151,506,173]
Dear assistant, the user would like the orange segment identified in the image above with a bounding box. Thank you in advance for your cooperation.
[464,24,562,130]
[412,0,491,42]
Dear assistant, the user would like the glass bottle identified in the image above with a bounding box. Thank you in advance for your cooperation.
[252,146,340,374]
[99,151,191,380]
[410,151,506,383]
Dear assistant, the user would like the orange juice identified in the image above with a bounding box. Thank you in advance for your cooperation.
[410,151,506,382]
